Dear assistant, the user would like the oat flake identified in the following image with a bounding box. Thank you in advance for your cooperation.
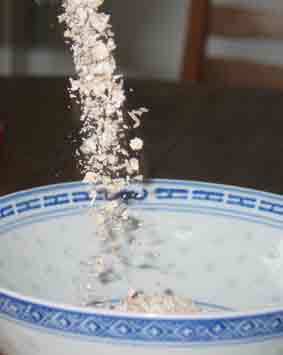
[59,0,146,190]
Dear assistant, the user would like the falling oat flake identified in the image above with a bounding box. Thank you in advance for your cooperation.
[59,0,147,190]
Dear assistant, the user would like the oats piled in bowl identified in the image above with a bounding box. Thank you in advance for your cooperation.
[112,291,201,315]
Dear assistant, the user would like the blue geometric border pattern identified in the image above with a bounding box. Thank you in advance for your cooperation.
[0,292,283,345]
[1,179,283,231]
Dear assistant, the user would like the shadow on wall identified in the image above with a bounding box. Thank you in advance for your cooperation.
[105,0,190,79]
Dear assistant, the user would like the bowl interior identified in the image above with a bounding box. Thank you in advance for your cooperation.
[0,181,283,312]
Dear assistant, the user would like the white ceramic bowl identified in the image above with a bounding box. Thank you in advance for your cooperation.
[1,179,283,355]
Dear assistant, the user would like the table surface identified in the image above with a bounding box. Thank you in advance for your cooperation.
[1,78,283,195]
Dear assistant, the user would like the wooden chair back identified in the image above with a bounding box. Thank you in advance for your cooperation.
[182,0,283,89]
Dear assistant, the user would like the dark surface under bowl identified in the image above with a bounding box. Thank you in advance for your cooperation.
[1,78,283,195]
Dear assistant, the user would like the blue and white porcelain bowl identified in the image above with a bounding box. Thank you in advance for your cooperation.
[1,179,283,355]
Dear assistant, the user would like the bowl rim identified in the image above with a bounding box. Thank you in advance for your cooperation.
[1,178,283,204]
[1,285,283,321]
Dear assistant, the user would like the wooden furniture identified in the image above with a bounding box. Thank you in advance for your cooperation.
[182,0,283,89]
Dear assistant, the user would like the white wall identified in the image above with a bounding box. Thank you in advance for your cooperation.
[0,47,12,76]
[106,0,190,80]
[1,0,283,79]
[0,0,190,78]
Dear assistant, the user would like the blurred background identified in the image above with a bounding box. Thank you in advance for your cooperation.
[1,0,283,195]
[0,0,282,80]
